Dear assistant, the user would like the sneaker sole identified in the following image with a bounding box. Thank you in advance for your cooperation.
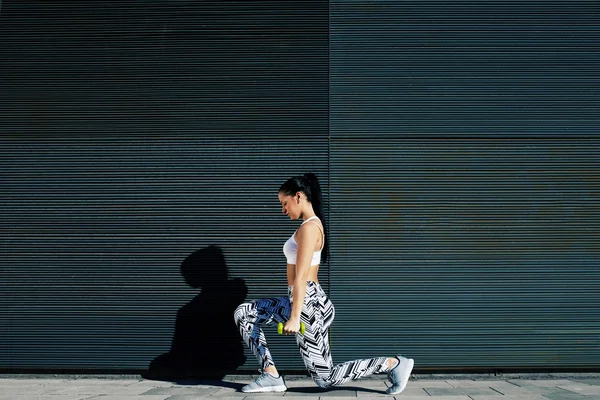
[242,385,287,393]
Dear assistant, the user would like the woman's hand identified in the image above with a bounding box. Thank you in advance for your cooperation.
[284,318,301,335]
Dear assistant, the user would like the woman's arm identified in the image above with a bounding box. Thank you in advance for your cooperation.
[284,223,319,334]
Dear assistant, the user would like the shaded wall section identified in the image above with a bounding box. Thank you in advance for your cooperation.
[1,0,328,373]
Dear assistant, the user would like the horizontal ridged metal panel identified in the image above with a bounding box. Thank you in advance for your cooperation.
[330,140,600,370]
[1,0,328,374]
[330,0,599,371]
[331,0,599,138]
[2,139,329,374]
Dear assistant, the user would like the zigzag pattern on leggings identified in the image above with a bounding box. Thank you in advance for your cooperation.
[234,296,291,370]
[235,281,390,388]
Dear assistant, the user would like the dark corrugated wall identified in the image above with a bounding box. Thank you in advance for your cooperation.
[1,1,329,374]
[329,1,599,371]
[2,0,599,374]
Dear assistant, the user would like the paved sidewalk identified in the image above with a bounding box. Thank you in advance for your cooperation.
[1,374,600,400]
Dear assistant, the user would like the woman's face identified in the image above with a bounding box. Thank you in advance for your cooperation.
[278,191,301,220]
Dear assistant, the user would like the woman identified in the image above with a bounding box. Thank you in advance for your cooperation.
[234,173,414,394]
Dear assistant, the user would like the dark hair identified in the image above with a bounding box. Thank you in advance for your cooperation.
[279,173,328,264]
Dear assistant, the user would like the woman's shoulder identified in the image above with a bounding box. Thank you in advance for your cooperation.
[296,219,322,240]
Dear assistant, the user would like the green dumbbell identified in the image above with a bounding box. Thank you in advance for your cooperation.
[277,322,306,335]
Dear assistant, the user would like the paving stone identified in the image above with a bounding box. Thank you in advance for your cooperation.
[542,389,596,400]
[410,380,454,388]
[0,396,90,400]
[0,379,66,385]
[385,397,433,400]
[242,392,288,400]
[570,379,600,386]
[315,389,357,397]
[0,379,49,386]
[446,379,505,388]
[557,383,600,396]
[45,384,124,395]
[508,379,574,388]
[314,397,357,400]
[469,396,548,400]
[388,397,433,400]
[64,379,141,386]
[85,396,171,400]
[142,386,221,395]
[486,381,525,393]
[2,376,600,400]
[284,386,330,396]
[280,391,323,398]
[106,385,174,395]
[209,383,253,395]
[0,385,48,395]
[337,383,388,397]
[169,397,245,400]
[355,390,394,397]
[423,387,501,396]
[135,380,177,387]
[392,396,471,400]
[381,388,429,397]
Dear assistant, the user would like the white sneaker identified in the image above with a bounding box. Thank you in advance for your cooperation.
[386,356,414,395]
[241,372,287,393]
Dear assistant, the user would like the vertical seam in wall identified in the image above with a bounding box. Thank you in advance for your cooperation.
[327,0,332,300]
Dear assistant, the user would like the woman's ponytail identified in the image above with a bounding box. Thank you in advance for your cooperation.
[303,173,328,264]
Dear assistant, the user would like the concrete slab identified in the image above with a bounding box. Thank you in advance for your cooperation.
[0,379,62,386]
[85,396,171,400]
[142,386,221,396]
[557,382,600,396]
[332,383,389,397]
[133,380,176,387]
[2,380,57,387]
[44,384,125,395]
[0,397,90,400]
[284,387,329,396]
[392,396,471,400]
[570,378,600,386]
[206,386,249,397]
[243,394,287,399]
[61,379,141,386]
[3,375,600,400]
[469,396,548,400]
[446,379,505,388]
[386,397,437,400]
[312,398,356,400]
[169,397,246,400]
[542,389,596,400]
[388,397,433,400]
[0,385,49,395]
[508,379,574,388]
[423,387,501,397]
[411,380,455,388]
[314,389,357,397]
[486,381,524,393]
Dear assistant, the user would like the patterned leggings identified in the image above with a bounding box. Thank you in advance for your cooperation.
[234,281,390,388]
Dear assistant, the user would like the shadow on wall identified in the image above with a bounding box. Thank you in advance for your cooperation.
[143,245,248,381]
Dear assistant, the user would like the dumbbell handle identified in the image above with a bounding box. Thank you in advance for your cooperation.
[277,322,306,335]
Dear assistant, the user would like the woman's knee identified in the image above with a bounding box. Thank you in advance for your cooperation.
[234,302,252,323]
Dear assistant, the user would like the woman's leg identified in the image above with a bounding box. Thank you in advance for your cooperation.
[234,297,291,371]
[295,284,390,388]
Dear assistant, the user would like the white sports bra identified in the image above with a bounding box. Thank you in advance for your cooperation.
[283,216,324,266]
